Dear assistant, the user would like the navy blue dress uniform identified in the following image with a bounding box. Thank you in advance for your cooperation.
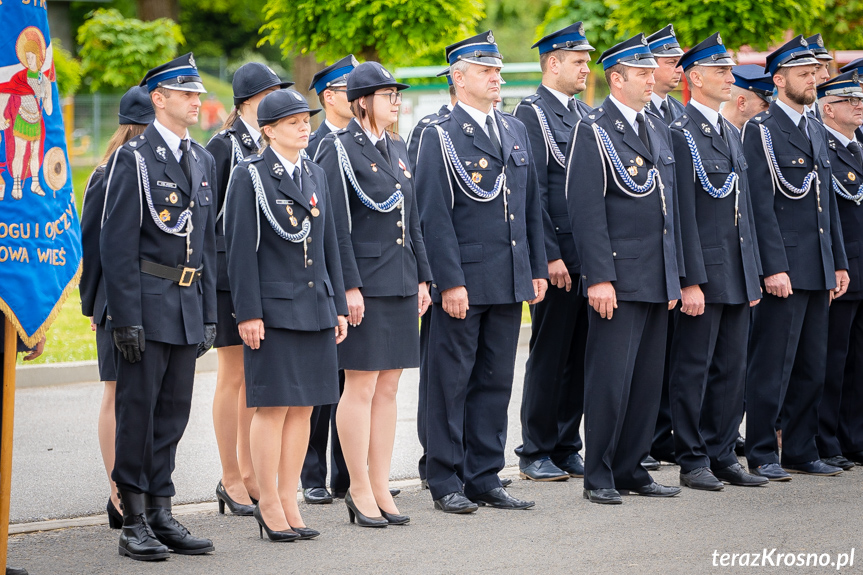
[301,55,357,499]
[511,22,594,480]
[315,62,432,370]
[666,35,766,488]
[308,55,358,160]
[206,63,292,349]
[806,34,832,123]
[645,25,687,124]
[730,65,776,139]
[101,54,216,560]
[416,31,547,510]
[81,86,154,383]
[566,34,683,501]
[839,58,863,143]
[815,72,863,469]
[407,69,453,170]
[225,89,347,407]
[742,37,848,478]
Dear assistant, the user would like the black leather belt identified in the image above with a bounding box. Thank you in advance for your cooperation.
[140,260,203,287]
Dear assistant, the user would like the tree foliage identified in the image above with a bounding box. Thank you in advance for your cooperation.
[260,0,484,66]
[77,8,184,92]
[813,0,863,50]
[178,0,274,60]
[51,40,83,98]
[606,0,825,51]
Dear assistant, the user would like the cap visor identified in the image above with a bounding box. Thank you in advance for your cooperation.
[164,83,207,94]
[461,57,504,68]
[653,48,685,57]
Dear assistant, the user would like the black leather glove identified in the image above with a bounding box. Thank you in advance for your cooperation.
[113,326,145,364]
[197,323,217,358]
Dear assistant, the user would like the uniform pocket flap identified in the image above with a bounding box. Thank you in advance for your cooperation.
[260,282,294,299]
[353,242,381,258]
[777,155,809,169]
[554,129,571,144]
[459,243,483,263]
[323,278,335,296]
[611,239,640,260]
[783,232,799,247]
[659,152,675,165]
[702,246,725,265]
[703,158,732,174]
[511,150,530,166]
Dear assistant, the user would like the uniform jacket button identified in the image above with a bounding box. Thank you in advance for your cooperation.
[307,259,313,266]
[396,238,403,245]
[308,281,315,288]
[307,237,313,243]
[107,315,112,321]
[512,240,517,246]
[509,214,515,220]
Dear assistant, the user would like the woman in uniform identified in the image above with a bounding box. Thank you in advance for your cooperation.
[225,88,348,541]
[317,62,432,527]
[79,86,154,529]
[206,63,292,515]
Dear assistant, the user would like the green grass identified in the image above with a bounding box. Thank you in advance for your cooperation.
[18,288,97,365]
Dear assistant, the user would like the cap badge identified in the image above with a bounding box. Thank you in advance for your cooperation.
[267,66,277,75]
[642,35,648,45]
[189,54,196,69]
[487,31,495,44]
[717,33,722,45]
[670,24,676,36]
[156,146,166,161]
[382,69,391,78]
[854,71,860,83]
[800,37,808,46]
[578,23,585,36]
[293,91,303,101]
[818,37,824,47]
[351,55,360,67]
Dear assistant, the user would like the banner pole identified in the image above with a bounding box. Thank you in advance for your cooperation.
[0,317,18,570]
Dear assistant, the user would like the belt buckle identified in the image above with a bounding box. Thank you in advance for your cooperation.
[179,267,196,287]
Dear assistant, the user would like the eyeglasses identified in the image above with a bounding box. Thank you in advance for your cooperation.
[831,97,863,107]
[373,92,403,104]
[329,88,348,93]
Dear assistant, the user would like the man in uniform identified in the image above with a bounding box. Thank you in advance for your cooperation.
[101,53,217,560]
[667,34,767,491]
[300,54,357,504]
[722,65,774,138]
[512,21,594,482]
[806,34,832,121]
[566,33,683,504]
[839,58,863,144]
[308,55,357,160]
[407,69,457,170]
[742,36,849,481]
[815,71,863,471]
[416,31,548,513]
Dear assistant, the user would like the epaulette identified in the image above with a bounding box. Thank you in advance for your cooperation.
[748,111,769,124]
[670,113,692,130]
[580,106,607,125]
[218,129,227,136]
[242,153,263,165]
[522,93,540,104]
[125,134,147,149]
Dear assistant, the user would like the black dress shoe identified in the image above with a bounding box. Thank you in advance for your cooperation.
[433,491,478,514]
[822,455,855,471]
[844,451,863,465]
[555,453,585,478]
[624,482,681,497]
[107,498,123,529]
[289,525,321,540]
[519,457,569,481]
[6,567,28,575]
[582,488,622,505]
[679,467,724,491]
[303,487,334,505]
[501,477,513,487]
[117,491,170,561]
[146,496,215,554]
[379,508,410,525]
[783,460,843,476]
[642,455,660,471]
[470,487,534,509]
[389,488,401,497]
[216,481,255,516]
[712,463,768,487]
[734,435,746,457]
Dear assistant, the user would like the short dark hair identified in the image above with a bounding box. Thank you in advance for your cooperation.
[539,49,569,73]
[604,63,629,86]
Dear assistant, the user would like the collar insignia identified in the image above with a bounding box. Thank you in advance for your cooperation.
[614,119,625,132]
[241,133,253,147]
[273,162,285,176]
[462,123,475,135]
[156,146,166,160]
[701,122,712,134]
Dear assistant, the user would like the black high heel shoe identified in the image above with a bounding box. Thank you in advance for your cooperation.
[107,498,123,529]
[344,490,388,528]
[216,481,255,516]
[253,505,300,542]
[289,525,320,540]
[379,508,410,525]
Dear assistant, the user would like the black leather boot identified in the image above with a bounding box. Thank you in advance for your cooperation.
[146,496,214,555]
[117,490,170,561]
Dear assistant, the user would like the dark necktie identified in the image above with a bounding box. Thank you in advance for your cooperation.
[807,110,818,122]
[375,138,390,166]
[292,166,302,193]
[485,115,503,158]
[636,112,651,154]
[798,116,809,140]
[717,120,726,144]
[179,139,192,187]
[567,98,581,121]
[660,100,673,125]
[848,141,863,167]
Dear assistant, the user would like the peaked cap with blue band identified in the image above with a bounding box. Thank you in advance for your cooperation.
[532,21,594,54]
[840,57,863,74]
[764,35,818,76]
[446,30,503,68]
[680,33,735,71]
[141,52,206,94]
[732,64,775,103]
[817,70,863,100]
[806,34,833,61]
[646,24,684,57]
[599,33,658,70]
[310,55,359,94]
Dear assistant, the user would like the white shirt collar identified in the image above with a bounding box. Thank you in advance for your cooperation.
[457,101,499,139]
[775,99,806,127]
[239,117,261,146]
[324,119,342,133]
[806,103,818,116]
[270,147,301,177]
[825,125,854,147]
[608,94,642,132]
[689,98,721,130]
[651,93,669,116]
[153,119,189,162]
[362,127,386,146]
[446,103,454,112]
[542,84,573,109]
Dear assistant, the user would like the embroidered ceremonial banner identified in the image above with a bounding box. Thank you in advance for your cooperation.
[0,2,82,346]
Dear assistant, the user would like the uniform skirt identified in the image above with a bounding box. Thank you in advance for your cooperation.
[338,295,420,371]
[95,324,118,381]
[244,326,340,407]
[214,290,243,348]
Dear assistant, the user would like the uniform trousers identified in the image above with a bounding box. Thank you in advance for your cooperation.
[425,303,520,500]
[417,314,431,480]
[745,289,829,467]
[669,303,749,473]
[301,371,349,492]
[817,299,863,457]
[112,341,197,496]
[583,301,667,491]
[517,284,587,465]
[651,313,676,460]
